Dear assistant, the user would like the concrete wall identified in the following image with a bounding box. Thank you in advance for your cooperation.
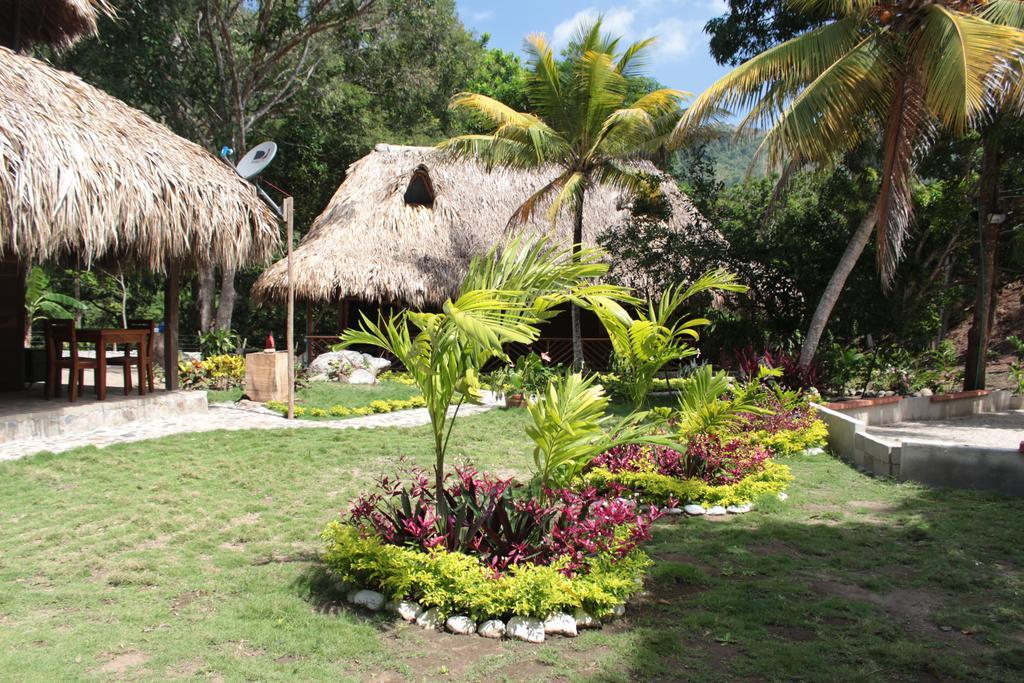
[814,393,1024,496]
[826,390,1017,426]
[901,441,1024,497]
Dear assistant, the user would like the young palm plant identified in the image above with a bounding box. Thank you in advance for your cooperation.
[597,269,748,409]
[24,267,87,347]
[674,0,1024,368]
[442,18,687,371]
[339,238,634,517]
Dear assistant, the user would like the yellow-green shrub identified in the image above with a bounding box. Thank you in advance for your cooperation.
[321,522,650,622]
[739,420,828,457]
[265,395,426,419]
[586,461,793,507]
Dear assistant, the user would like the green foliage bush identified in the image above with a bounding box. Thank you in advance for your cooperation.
[586,461,793,507]
[737,420,829,457]
[178,354,245,390]
[321,523,650,621]
[265,395,426,419]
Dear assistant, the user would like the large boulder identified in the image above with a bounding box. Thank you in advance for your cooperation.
[306,350,391,383]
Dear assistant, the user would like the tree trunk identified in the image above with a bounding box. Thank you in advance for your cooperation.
[214,265,236,331]
[798,211,877,367]
[964,125,1003,390]
[571,190,586,373]
[197,263,217,332]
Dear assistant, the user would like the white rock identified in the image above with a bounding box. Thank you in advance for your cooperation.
[347,589,385,611]
[507,616,545,643]
[778,492,789,501]
[387,600,421,622]
[363,354,392,374]
[610,604,626,619]
[727,504,752,514]
[919,387,934,396]
[802,446,826,456]
[416,607,443,630]
[573,609,601,629]
[477,619,506,639]
[683,504,706,516]
[706,506,727,516]
[664,507,683,515]
[348,368,377,385]
[544,612,577,637]
[446,615,477,635]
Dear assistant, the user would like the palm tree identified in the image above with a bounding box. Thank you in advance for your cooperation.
[442,19,686,371]
[674,0,1024,368]
[24,267,87,347]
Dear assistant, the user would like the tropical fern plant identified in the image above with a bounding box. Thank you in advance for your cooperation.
[525,372,675,494]
[674,0,1024,368]
[339,238,634,515]
[674,365,776,436]
[597,269,748,409]
[442,18,687,371]
[24,267,87,347]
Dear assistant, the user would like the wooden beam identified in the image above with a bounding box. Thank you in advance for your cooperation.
[305,300,313,364]
[164,260,180,390]
[284,197,295,420]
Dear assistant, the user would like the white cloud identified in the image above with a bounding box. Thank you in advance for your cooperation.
[470,9,495,22]
[548,4,707,64]
[551,7,636,48]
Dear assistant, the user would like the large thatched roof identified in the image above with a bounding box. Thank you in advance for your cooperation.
[0,47,279,270]
[253,144,718,307]
[1,0,114,50]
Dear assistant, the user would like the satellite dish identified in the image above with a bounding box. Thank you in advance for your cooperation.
[235,141,277,179]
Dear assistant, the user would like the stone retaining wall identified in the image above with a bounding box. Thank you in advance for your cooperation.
[0,391,208,444]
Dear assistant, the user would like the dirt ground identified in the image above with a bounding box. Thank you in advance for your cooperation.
[867,411,1024,448]
[948,280,1023,391]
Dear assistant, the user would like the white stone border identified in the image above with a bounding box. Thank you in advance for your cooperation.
[338,584,623,644]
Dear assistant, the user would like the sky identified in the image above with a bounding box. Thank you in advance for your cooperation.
[454,0,732,100]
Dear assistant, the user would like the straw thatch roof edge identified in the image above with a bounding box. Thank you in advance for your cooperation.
[1,0,115,50]
[0,47,280,272]
[253,143,721,307]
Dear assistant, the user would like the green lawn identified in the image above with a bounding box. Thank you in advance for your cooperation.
[205,379,421,416]
[1,410,1022,681]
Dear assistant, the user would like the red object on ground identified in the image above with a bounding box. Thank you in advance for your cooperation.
[265,332,275,351]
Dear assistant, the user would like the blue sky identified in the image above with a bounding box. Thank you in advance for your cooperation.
[454,1,732,99]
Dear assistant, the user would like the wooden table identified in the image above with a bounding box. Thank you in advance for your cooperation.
[76,328,151,401]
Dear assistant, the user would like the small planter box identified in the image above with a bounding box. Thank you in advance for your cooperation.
[245,351,290,402]
[505,393,528,408]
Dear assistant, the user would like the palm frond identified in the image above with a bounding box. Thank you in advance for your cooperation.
[915,5,1024,133]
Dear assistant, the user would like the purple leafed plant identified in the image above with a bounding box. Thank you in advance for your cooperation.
[346,464,661,575]
[593,436,771,486]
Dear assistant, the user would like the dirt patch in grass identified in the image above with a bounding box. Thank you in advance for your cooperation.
[170,589,207,614]
[97,650,149,674]
[810,579,984,652]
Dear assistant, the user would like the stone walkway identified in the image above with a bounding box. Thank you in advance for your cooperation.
[0,395,501,462]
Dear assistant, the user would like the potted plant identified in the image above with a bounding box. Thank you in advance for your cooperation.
[497,352,552,408]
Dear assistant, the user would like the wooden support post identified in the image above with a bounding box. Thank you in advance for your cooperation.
[164,260,180,390]
[305,300,313,364]
[285,197,295,420]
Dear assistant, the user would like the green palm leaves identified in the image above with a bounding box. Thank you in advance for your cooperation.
[597,270,748,409]
[444,22,685,226]
[675,0,1024,284]
[339,238,635,505]
[24,267,87,345]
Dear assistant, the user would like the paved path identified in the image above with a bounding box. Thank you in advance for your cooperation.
[867,410,1024,449]
[0,396,501,462]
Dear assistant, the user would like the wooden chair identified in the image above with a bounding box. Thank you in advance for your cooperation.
[45,320,98,402]
[108,320,156,394]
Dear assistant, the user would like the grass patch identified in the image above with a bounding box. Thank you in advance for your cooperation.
[0,418,1022,680]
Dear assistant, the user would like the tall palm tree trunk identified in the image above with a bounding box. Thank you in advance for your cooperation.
[798,211,876,367]
[964,124,1003,390]
[571,190,586,372]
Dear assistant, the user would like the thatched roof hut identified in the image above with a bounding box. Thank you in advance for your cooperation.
[0,47,279,270]
[1,0,114,51]
[254,143,718,307]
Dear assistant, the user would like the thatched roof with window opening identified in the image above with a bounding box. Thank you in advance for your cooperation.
[253,143,721,307]
[0,47,280,271]
[1,0,114,51]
